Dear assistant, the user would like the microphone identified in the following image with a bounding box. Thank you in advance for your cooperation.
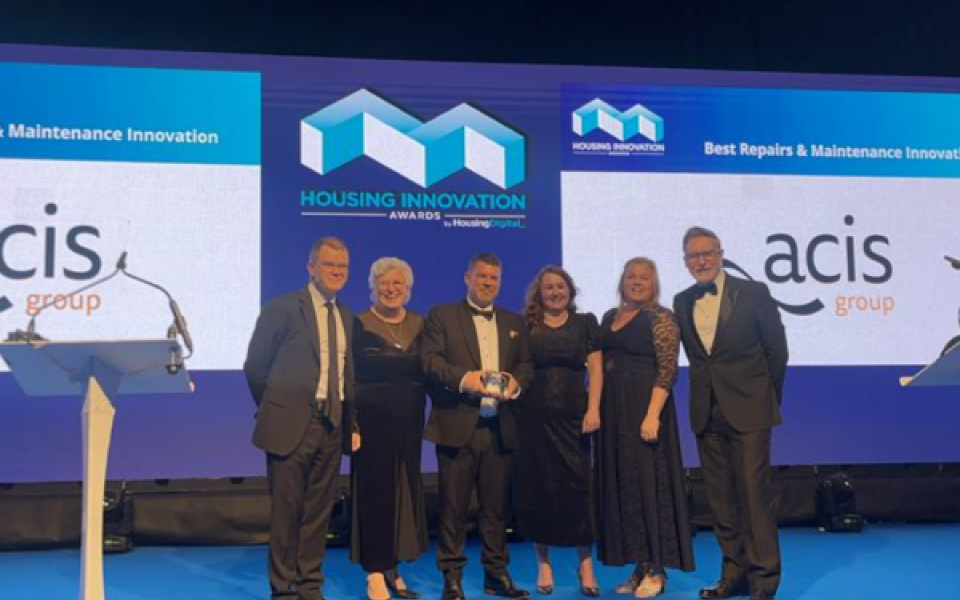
[945,255,960,270]
[120,260,194,357]
[10,252,127,343]
[169,299,194,354]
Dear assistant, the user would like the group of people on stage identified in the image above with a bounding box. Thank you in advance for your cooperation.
[243,226,789,600]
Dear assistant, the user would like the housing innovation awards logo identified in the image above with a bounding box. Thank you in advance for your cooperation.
[571,98,666,157]
[298,89,529,229]
[301,89,525,188]
[300,89,527,229]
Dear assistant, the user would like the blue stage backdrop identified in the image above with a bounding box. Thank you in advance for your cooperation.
[1,44,959,483]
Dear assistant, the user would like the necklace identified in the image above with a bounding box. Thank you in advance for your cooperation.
[370,307,406,349]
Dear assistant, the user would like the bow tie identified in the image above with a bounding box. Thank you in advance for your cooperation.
[694,282,718,299]
[469,305,495,320]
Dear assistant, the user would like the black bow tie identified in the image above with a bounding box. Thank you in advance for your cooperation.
[694,282,718,299]
[469,305,495,320]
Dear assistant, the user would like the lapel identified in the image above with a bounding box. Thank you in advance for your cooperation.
[299,286,323,365]
[458,300,483,369]
[683,287,709,358]
[714,273,740,348]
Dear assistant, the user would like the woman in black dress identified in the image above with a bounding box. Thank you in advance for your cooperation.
[351,257,428,600]
[515,266,603,596]
[596,257,695,598]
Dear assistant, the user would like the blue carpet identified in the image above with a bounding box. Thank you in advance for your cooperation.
[2,525,960,600]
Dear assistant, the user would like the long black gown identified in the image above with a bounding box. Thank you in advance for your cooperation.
[596,305,695,572]
[515,312,600,547]
[350,310,428,572]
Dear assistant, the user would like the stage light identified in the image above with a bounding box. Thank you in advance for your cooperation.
[817,472,863,533]
[103,488,134,553]
[325,492,350,546]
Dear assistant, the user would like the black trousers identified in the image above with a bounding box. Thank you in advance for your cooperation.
[696,399,781,597]
[435,420,512,578]
[266,413,343,600]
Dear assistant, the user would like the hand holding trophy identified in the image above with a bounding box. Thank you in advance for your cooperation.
[480,371,506,417]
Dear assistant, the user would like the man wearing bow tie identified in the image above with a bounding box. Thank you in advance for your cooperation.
[421,253,534,600]
[673,227,788,600]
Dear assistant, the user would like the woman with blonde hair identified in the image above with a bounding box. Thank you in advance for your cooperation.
[595,257,694,598]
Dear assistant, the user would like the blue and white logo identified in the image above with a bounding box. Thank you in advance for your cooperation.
[573,98,664,142]
[301,89,526,189]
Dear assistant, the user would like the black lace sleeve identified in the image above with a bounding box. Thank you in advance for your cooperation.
[648,305,680,391]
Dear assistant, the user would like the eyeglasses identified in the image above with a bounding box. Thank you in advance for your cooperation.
[683,249,723,263]
[313,261,349,271]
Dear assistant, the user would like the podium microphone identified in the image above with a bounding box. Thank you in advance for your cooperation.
[119,259,194,357]
[169,299,194,355]
[7,251,128,343]
[945,255,960,270]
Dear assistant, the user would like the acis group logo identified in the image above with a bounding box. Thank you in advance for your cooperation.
[571,98,666,157]
[725,215,894,319]
[1,203,104,319]
[300,89,526,189]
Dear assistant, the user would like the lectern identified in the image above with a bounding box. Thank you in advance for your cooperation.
[0,339,192,600]
[900,342,960,387]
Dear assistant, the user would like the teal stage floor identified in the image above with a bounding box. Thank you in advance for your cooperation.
[3,524,960,600]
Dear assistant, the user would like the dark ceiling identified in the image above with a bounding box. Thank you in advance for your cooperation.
[0,0,958,77]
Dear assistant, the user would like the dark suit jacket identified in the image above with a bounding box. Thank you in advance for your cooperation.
[244,286,357,457]
[420,300,533,450]
[673,273,788,435]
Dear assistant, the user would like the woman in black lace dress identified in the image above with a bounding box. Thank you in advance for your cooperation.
[515,266,603,596]
[351,257,427,600]
[597,257,694,598]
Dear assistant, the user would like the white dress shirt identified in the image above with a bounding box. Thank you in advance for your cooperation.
[308,283,347,403]
[693,269,726,355]
[465,298,501,417]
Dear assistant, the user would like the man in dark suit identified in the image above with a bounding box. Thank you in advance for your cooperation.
[673,227,788,600]
[245,236,361,600]
[420,253,534,600]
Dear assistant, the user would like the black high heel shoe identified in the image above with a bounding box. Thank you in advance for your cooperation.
[578,572,600,597]
[384,569,421,600]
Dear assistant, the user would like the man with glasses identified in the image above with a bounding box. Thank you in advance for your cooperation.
[245,236,362,600]
[673,227,788,600]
